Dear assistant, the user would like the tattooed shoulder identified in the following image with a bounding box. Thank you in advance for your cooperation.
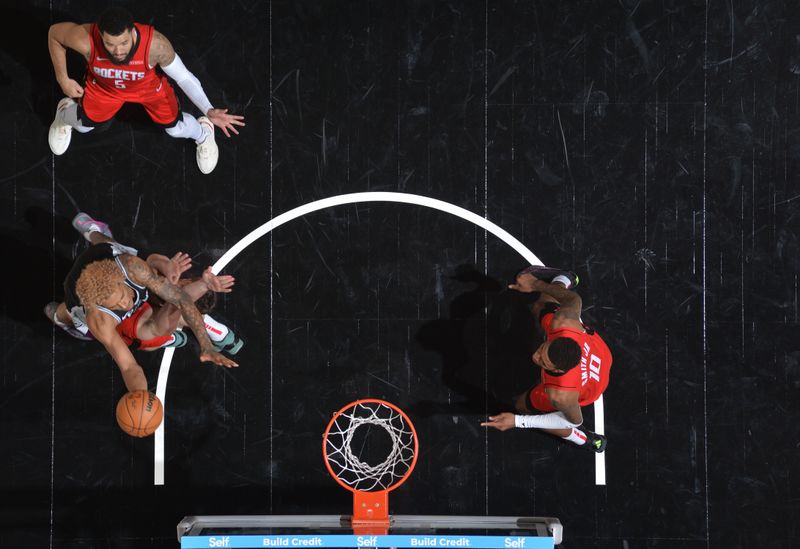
[123,255,157,285]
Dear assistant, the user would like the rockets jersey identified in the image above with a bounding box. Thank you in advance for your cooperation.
[539,312,613,405]
[86,22,166,97]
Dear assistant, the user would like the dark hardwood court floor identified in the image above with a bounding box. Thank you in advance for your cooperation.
[1,1,799,548]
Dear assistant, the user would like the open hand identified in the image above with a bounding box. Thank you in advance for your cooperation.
[199,349,238,368]
[480,413,516,431]
[206,108,245,138]
[202,267,235,293]
[163,252,192,284]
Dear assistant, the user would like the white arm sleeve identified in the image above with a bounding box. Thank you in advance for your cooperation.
[514,411,581,430]
[161,54,214,115]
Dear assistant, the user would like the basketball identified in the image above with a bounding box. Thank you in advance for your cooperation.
[115,390,163,437]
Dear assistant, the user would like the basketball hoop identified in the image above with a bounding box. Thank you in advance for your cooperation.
[322,399,418,534]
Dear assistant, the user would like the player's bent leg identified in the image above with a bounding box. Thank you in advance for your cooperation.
[48,98,83,155]
[537,425,606,452]
[163,112,204,140]
[63,101,97,133]
[525,384,556,413]
[138,302,182,342]
[126,304,186,351]
[203,314,244,355]
[163,113,218,174]
[72,212,114,243]
[175,313,244,355]
[139,330,187,351]
[513,391,534,414]
[44,301,93,341]
[194,116,218,174]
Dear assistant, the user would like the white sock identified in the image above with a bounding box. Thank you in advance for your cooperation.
[552,274,572,288]
[62,102,95,133]
[164,113,205,142]
[197,122,212,144]
[203,314,229,342]
[562,428,588,446]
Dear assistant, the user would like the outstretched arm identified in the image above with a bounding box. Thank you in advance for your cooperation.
[86,309,148,392]
[482,390,582,432]
[124,255,238,368]
[481,404,582,432]
[179,267,235,302]
[150,31,245,137]
[146,252,192,284]
[48,22,91,98]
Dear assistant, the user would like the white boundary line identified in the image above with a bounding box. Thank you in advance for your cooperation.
[594,395,606,485]
[153,347,175,485]
[153,191,606,486]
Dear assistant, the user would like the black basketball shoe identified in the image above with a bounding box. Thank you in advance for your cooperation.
[579,429,607,453]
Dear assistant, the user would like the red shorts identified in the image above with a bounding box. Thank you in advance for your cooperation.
[528,385,558,412]
[527,379,604,412]
[115,302,174,350]
[81,76,180,126]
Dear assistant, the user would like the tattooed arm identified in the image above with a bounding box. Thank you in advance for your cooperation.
[509,273,584,331]
[123,255,238,368]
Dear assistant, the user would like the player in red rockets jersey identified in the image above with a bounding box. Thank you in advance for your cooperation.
[47,7,245,174]
[482,266,612,453]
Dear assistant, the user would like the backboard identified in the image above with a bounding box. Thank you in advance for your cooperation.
[178,400,563,548]
[177,514,563,548]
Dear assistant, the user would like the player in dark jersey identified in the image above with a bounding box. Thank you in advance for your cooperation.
[482,266,612,453]
[47,7,245,174]
[44,213,240,393]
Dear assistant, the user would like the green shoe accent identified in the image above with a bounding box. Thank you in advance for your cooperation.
[212,330,244,355]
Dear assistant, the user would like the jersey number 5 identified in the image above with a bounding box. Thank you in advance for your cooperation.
[114,79,127,89]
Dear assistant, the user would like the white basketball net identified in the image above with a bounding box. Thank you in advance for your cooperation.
[324,401,416,492]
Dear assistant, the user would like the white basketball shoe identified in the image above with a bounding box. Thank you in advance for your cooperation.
[196,116,219,174]
[48,97,75,155]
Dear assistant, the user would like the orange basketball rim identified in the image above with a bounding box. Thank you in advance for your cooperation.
[322,398,419,534]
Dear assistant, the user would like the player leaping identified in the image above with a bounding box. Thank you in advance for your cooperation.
[44,213,241,392]
[47,6,245,174]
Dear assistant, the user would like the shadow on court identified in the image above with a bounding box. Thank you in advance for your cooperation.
[412,264,543,416]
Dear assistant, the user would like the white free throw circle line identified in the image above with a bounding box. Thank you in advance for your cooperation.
[152,192,605,485]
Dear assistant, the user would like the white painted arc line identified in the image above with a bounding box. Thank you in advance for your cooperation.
[154,191,607,486]
[153,346,174,486]
[211,192,542,273]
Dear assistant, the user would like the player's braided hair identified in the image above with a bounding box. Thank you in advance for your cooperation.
[547,337,582,375]
[75,260,124,308]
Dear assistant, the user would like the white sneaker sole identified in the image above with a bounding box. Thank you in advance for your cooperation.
[48,98,75,155]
